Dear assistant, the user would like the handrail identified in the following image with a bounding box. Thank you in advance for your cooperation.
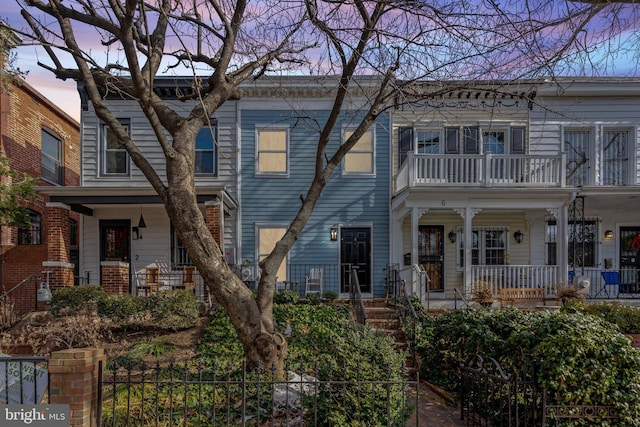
[412,264,429,310]
[349,267,366,325]
[0,274,41,331]
[452,288,469,310]
[396,278,421,376]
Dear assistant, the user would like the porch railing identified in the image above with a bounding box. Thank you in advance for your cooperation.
[470,265,560,297]
[569,267,640,299]
[395,153,565,193]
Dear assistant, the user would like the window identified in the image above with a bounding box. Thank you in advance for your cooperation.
[343,128,374,175]
[18,210,41,245]
[102,119,130,176]
[545,219,558,265]
[603,130,628,185]
[568,220,597,268]
[564,130,590,186]
[417,130,440,154]
[482,131,505,154]
[195,124,217,175]
[171,226,193,268]
[69,218,78,246]
[41,129,63,184]
[258,226,287,281]
[257,128,288,174]
[457,228,507,266]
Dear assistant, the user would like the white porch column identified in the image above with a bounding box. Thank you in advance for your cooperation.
[558,205,569,284]
[391,212,405,266]
[455,207,482,294]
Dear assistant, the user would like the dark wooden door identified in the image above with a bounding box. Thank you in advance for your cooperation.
[419,225,444,291]
[340,227,371,294]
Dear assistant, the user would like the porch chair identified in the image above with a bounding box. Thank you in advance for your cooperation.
[599,271,620,298]
[305,267,323,297]
[141,266,160,296]
[181,266,196,294]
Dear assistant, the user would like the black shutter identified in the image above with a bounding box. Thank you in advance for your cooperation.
[445,127,460,154]
[511,127,526,154]
[399,127,413,166]
[463,127,480,154]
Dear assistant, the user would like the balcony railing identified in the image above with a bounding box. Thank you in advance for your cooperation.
[395,153,566,192]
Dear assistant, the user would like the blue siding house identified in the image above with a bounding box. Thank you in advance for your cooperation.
[238,77,390,298]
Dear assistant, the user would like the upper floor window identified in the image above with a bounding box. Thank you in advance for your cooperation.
[18,209,41,245]
[603,130,628,186]
[258,226,287,281]
[101,119,130,176]
[399,126,526,165]
[343,128,374,175]
[257,128,288,175]
[41,128,63,185]
[195,124,217,175]
[564,130,590,187]
[457,227,508,267]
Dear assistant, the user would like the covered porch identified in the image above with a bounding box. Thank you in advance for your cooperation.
[390,187,576,304]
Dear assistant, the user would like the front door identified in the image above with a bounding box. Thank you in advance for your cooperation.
[418,225,444,291]
[340,227,372,294]
[99,220,131,290]
[620,226,640,293]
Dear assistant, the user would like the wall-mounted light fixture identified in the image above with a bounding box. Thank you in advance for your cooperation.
[448,230,457,244]
[604,229,614,239]
[513,230,524,244]
[330,225,338,241]
[134,207,147,240]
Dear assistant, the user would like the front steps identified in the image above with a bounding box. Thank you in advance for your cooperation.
[362,298,416,376]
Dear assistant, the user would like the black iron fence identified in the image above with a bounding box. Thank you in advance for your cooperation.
[99,358,418,426]
[460,355,619,426]
[0,355,50,405]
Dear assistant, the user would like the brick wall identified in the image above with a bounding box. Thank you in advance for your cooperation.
[205,200,223,248]
[0,77,80,290]
[100,263,130,294]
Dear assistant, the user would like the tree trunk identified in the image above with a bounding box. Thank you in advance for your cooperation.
[164,155,287,377]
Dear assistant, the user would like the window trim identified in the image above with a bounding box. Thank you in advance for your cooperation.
[101,119,131,177]
[41,127,64,185]
[456,227,510,269]
[255,126,289,176]
[342,127,376,177]
[195,122,218,176]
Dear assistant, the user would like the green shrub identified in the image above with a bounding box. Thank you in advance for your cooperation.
[274,289,299,304]
[148,290,199,330]
[563,300,640,334]
[97,293,148,323]
[49,285,108,316]
[415,309,640,425]
[129,337,176,360]
[323,291,338,301]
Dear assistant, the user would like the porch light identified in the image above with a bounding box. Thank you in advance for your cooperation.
[137,213,147,228]
[448,230,457,244]
[604,229,613,239]
[513,230,524,244]
[330,225,338,241]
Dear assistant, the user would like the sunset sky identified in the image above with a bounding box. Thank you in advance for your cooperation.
[2,0,639,124]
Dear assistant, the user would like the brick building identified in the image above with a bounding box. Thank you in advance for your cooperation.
[0,31,80,302]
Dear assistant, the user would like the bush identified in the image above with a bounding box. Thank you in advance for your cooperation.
[148,290,199,330]
[415,309,640,425]
[274,289,299,304]
[563,300,640,334]
[323,291,338,301]
[97,293,148,323]
[49,285,108,316]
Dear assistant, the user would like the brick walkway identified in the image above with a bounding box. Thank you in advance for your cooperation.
[408,381,465,427]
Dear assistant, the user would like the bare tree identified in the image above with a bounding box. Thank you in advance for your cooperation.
[5,0,639,374]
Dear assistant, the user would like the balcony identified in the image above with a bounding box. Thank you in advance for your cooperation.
[395,153,566,193]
